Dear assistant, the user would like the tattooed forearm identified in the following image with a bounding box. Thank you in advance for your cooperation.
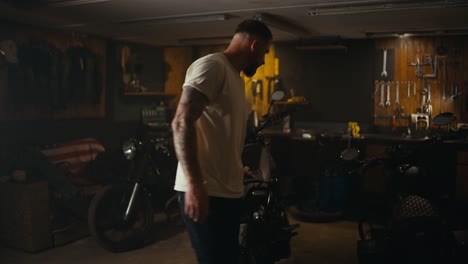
[171,86,208,185]
[172,111,201,183]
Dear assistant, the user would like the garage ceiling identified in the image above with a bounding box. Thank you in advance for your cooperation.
[1,0,468,46]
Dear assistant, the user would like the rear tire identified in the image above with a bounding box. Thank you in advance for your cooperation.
[240,223,274,264]
[88,184,154,252]
[240,212,292,264]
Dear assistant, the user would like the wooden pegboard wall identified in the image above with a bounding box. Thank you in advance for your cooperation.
[373,36,468,128]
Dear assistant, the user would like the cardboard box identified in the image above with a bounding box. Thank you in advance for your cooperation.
[0,181,52,252]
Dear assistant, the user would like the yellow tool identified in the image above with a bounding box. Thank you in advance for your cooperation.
[348,122,360,137]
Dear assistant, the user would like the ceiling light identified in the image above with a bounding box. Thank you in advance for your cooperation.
[49,0,111,7]
[308,0,468,16]
[254,13,309,37]
[366,28,468,38]
[116,14,230,25]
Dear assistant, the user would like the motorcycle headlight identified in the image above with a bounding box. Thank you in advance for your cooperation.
[122,140,136,160]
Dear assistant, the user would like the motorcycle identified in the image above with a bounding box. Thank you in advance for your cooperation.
[341,112,466,264]
[240,90,299,264]
[88,133,179,253]
[340,111,462,216]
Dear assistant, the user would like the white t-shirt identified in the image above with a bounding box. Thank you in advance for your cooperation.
[174,53,249,198]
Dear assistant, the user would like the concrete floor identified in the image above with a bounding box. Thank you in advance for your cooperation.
[0,215,360,264]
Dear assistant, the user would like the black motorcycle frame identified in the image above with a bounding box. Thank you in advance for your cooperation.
[88,135,178,253]
[240,105,299,263]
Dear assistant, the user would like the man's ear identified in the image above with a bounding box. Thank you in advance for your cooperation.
[249,39,258,52]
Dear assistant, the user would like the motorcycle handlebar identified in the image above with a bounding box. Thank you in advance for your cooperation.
[265,111,290,120]
[255,111,291,134]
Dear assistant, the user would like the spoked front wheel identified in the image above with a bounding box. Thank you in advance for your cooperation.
[88,184,154,252]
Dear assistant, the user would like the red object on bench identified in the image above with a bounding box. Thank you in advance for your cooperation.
[41,138,105,179]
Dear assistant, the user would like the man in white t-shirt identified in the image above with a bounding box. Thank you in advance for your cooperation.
[171,19,272,264]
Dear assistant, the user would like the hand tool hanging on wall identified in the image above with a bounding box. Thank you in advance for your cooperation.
[443,58,448,100]
[257,80,263,101]
[381,48,388,77]
[251,79,258,103]
[420,88,428,113]
[407,81,411,98]
[375,48,394,81]
[427,103,433,118]
[415,57,423,77]
[379,81,385,107]
[395,81,400,105]
[442,82,447,100]
[451,83,463,100]
[414,81,417,96]
[420,82,432,117]
[423,54,438,78]
[408,56,431,78]
[427,82,432,103]
[386,81,391,107]
[426,85,433,117]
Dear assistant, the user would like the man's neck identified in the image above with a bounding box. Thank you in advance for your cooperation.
[223,50,243,73]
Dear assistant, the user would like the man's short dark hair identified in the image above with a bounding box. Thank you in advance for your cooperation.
[235,19,273,41]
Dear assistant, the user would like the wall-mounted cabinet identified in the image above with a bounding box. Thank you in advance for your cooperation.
[0,22,107,120]
[112,46,192,122]
[119,43,165,95]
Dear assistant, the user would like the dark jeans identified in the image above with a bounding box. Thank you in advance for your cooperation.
[178,192,241,264]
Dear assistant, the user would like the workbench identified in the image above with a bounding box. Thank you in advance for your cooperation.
[264,127,468,205]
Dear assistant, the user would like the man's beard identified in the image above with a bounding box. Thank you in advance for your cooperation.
[242,67,256,77]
